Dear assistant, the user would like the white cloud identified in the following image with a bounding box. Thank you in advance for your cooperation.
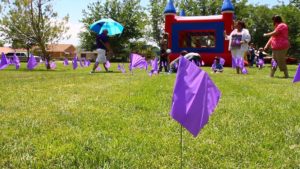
[58,21,86,46]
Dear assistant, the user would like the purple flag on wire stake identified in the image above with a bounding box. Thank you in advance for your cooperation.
[85,59,91,67]
[149,57,159,76]
[271,59,277,69]
[242,67,248,74]
[0,53,9,70]
[27,54,38,70]
[50,61,56,70]
[117,63,126,73]
[105,60,111,68]
[63,58,69,66]
[72,55,78,70]
[13,53,20,70]
[258,59,264,66]
[170,57,221,137]
[96,66,101,71]
[79,59,84,67]
[129,53,148,71]
[293,64,300,83]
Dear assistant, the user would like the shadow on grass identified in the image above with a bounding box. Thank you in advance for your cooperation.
[2,68,69,72]
[91,71,123,74]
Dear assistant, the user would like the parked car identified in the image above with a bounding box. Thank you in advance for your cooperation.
[6,52,41,62]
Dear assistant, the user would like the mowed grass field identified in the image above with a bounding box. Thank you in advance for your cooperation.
[0,62,299,168]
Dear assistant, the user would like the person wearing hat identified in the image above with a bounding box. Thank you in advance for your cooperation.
[263,15,290,78]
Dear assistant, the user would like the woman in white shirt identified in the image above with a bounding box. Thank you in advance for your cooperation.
[225,21,251,74]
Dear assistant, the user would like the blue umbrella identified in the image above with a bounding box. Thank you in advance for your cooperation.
[89,18,124,36]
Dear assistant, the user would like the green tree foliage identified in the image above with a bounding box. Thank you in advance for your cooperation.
[148,0,167,43]
[0,40,4,47]
[0,0,69,68]
[79,0,146,57]
[290,0,300,9]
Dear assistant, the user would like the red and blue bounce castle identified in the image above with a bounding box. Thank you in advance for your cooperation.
[164,0,234,66]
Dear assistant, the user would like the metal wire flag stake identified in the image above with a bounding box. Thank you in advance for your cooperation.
[170,57,221,168]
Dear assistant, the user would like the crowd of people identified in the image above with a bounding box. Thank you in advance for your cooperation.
[89,15,290,78]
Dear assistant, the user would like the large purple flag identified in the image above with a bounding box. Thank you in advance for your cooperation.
[293,64,300,83]
[129,53,148,71]
[170,57,221,137]
[0,53,9,70]
[63,58,69,66]
[27,54,38,70]
[12,53,20,70]
[72,55,78,70]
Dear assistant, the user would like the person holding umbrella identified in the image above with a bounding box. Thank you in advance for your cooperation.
[91,29,113,73]
[89,18,124,73]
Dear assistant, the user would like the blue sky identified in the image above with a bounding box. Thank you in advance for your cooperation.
[53,0,289,46]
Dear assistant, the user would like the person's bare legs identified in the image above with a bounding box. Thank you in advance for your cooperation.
[236,67,240,74]
[91,62,99,73]
[103,63,108,72]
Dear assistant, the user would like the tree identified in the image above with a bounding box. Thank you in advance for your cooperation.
[0,40,4,47]
[79,0,146,57]
[0,0,69,69]
[148,0,167,43]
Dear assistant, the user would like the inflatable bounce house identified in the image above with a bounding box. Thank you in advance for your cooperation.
[164,0,234,66]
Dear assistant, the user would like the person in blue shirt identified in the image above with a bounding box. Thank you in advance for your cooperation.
[91,29,113,73]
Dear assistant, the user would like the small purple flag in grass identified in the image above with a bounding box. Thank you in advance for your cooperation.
[170,57,221,137]
[85,59,91,67]
[271,59,277,69]
[27,54,38,70]
[72,55,78,70]
[105,60,111,68]
[242,67,248,74]
[0,53,9,70]
[293,64,300,83]
[149,57,159,76]
[79,59,84,67]
[117,63,126,73]
[96,65,101,71]
[258,59,264,67]
[63,58,69,66]
[12,53,20,70]
[50,61,56,70]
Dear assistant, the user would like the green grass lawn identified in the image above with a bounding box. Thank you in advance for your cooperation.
[0,62,299,168]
